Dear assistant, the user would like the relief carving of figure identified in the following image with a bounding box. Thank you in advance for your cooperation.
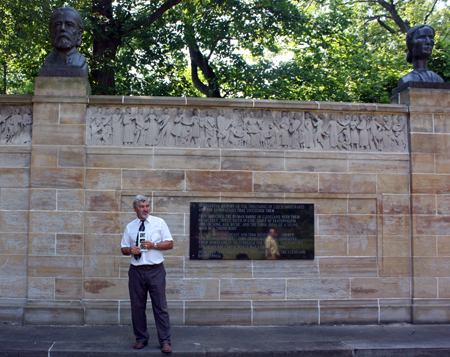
[245,118,262,148]
[6,108,22,144]
[337,128,351,150]
[382,115,394,151]
[264,123,278,148]
[182,108,199,146]
[392,115,406,151]
[367,115,384,151]
[111,108,123,146]
[323,114,339,149]
[0,107,12,143]
[337,113,351,150]
[123,107,135,146]
[171,108,184,146]
[101,107,112,145]
[204,110,217,148]
[21,108,33,143]
[145,108,158,147]
[357,114,369,150]
[289,112,303,149]
[393,130,406,150]
[277,111,290,148]
[216,109,232,148]
[303,113,314,149]
[157,108,172,146]
[313,113,325,149]
[349,115,360,150]
[90,107,103,145]
[228,121,244,147]
[393,115,406,133]
[5,117,15,144]
[134,107,145,146]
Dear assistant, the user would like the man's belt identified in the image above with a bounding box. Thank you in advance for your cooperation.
[135,263,162,270]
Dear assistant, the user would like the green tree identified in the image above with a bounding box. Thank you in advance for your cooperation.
[244,0,448,103]
[1,0,448,101]
[182,0,306,97]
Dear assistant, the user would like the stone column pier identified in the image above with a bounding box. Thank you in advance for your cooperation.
[25,78,89,324]
[393,88,450,323]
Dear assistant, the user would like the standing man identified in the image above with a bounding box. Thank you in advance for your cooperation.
[121,195,174,354]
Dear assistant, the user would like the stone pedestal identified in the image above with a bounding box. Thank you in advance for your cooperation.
[392,88,450,323]
[25,78,89,324]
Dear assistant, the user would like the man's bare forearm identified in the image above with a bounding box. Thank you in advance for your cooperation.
[121,247,133,255]
[155,240,174,251]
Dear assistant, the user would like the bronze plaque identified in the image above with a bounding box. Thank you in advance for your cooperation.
[190,202,314,260]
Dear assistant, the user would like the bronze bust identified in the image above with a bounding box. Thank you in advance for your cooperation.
[398,24,443,86]
[39,7,88,77]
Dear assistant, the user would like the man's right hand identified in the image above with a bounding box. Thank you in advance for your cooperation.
[130,245,141,255]
[121,246,141,255]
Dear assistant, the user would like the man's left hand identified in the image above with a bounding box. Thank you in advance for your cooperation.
[140,240,154,250]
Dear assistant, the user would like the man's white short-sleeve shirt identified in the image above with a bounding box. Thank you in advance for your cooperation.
[121,215,173,265]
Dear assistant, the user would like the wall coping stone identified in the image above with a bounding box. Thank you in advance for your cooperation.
[0,95,33,103]
[87,95,408,113]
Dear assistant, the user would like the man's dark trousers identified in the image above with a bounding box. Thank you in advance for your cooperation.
[128,264,171,345]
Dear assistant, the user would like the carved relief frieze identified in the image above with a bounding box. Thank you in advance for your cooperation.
[0,105,33,145]
[86,106,407,152]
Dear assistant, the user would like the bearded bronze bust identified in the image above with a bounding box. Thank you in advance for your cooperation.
[39,7,88,77]
[398,24,444,86]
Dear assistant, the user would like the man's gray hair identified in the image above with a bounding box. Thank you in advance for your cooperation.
[133,195,149,208]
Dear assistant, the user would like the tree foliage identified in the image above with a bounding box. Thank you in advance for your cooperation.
[245,0,449,103]
[182,0,306,97]
[0,0,448,103]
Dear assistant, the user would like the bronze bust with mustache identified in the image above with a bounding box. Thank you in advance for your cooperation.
[39,7,88,77]
[398,24,443,86]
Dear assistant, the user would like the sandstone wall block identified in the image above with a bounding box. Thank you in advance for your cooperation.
[350,277,410,298]
[287,278,350,299]
[320,173,376,194]
[32,124,85,146]
[253,300,319,325]
[31,167,85,189]
[220,279,286,300]
[414,277,438,298]
[185,301,251,325]
[122,170,185,191]
[187,171,253,192]
[320,299,378,324]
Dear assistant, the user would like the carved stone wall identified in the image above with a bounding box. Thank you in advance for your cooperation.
[86,106,407,152]
[1,83,450,326]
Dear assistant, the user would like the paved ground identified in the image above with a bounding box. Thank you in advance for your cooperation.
[1,323,450,356]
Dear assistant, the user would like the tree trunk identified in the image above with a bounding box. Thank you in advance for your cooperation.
[189,46,222,98]
[92,0,120,94]
[90,0,183,94]
[1,64,6,94]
